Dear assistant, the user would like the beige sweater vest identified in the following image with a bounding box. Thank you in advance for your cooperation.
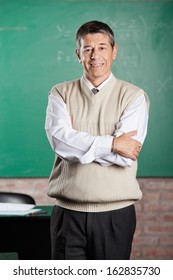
[48,75,148,212]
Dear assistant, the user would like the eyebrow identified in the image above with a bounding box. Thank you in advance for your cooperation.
[83,43,108,48]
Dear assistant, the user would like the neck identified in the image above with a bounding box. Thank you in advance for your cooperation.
[84,73,111,88]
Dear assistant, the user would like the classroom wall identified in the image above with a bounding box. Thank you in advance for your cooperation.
[1,0,173,178]
[1,1,173,260]
[0,177,172,260]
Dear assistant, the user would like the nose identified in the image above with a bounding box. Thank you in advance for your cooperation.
[90,48,99,59]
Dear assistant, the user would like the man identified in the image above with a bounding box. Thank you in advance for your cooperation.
[45,20,149,260]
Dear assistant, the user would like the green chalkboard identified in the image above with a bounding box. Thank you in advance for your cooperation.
[0,0,173,177]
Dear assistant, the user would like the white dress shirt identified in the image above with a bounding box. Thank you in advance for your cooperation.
[45,76,149,167]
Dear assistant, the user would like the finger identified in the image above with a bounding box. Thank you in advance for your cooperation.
[132,148,139,158]
[134,140,142,146]
[134,150,139,158]
[138,144,142,151]
[131,154,137,161]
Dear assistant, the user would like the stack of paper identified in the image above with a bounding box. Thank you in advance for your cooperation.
[0,203,40,216]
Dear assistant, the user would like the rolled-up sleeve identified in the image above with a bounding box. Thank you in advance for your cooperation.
[45,94,112,164]
[45,92,149,167]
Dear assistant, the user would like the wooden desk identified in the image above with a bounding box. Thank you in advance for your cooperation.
[0,206,53,260]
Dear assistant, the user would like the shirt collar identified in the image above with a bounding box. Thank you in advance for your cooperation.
[83,73,113,91]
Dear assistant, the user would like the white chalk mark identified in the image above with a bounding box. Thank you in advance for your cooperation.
[0,26,27,31]
[157,76,172,93]
[138,15,148,38]
[56,25,62,33]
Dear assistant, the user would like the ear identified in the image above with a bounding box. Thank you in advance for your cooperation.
[76,49,82,63]
[112,43,118,60]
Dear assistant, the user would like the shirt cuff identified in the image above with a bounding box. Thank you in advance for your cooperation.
[95,135,114,159]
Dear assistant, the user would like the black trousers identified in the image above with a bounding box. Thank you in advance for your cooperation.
[50,204,136,260]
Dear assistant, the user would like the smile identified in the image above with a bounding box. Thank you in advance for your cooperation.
[90,63,104,67]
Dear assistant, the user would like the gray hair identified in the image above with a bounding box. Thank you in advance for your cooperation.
[76,20,115,49]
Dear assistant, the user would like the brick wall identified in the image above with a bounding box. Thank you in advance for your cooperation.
[0,177,172,259]
[132,178,173,260]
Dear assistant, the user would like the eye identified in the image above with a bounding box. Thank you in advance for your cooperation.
[84,47,92,53]
[99,46,107,51]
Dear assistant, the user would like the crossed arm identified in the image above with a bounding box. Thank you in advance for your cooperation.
[45,93,148,167]
[112,131,142,161]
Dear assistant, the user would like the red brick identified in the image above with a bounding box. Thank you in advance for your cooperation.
[144,225,173,234]
[131,248,142,259]
[137,212,160,222]
[144,203,172,212]
[163,214,173,222]
[160,237,173,245]
[139,178,173,191]
[134,202,142,212]
[161,191,173,201]
[142,247,173,259]
[142,192,160,201]
[133,236,158,246]
[134,225,142,236]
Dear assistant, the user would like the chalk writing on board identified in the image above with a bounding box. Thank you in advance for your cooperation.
[55,13,173,71]
[103,16,148,39]
[55,16,148,66]
[57,50,77,63]
[0,26,27,31]
[56,24,77,63]
[156,76,172,94]
[56,25,72,38]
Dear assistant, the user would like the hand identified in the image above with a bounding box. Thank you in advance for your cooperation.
[112,131,142,161]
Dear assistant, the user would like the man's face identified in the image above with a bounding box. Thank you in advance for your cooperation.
[76,33,118,86]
